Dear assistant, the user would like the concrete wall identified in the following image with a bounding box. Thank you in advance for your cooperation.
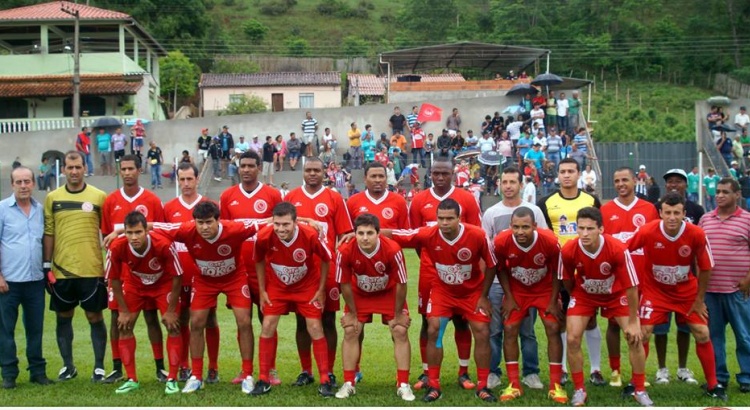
[202,85,342,115]
[390,89,511,103]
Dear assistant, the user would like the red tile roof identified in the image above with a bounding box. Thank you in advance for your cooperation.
[347,73,466,96]
[0,1,131,21]
[0,74,142,98]
[200,72,341,88]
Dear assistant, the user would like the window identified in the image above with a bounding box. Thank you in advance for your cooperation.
[299,93,314,109]
[229,94,244,104]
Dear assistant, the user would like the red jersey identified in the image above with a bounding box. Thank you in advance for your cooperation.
[155,220,258,282]
[285,186,353,251]
[346,190,410,229]
[253,224,332,294]
[493,228,561,297]
[101,187,165,235]
[561,234,639,302]
[163,194,213,285]
[601,197,659,280]
[392,223,496,298]
[408,185,482,228]
[105,232,182,290]
[335,236,407,296]
[627,220,714,300]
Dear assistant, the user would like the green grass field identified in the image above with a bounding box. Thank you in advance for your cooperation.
[1,250,742,406]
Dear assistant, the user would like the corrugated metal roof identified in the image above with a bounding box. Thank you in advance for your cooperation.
[347,73,466,96]
[0,1,131,21]
[0,73,142,97]
[200,72,341,88]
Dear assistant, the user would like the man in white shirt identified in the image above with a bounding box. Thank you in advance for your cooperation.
[478,131,496,153]
[735,106,749,134]
[248,135,263,154]
[557,93,569,134]
[530,103,545,130]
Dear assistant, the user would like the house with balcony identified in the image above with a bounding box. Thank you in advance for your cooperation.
[0,1,167,133]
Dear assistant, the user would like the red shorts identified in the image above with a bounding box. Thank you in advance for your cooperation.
[566,291,630,319]
[109,283,157,311]
[417,260,436,315]
[122,282,179,315]
[639,293,707,326]
[505,291,560,325]
[344,290,409,324]
[426,288,490,323]
[191,273,251,311]
[264,287,322,319]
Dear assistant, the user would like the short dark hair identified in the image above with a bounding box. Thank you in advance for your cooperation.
[266,135,272,141]
[614,166,635,178]
[364,161,386,176]
[124,211,148,230]
[354,213,380,233]
[718,177,740,193]
[64,150,83,165]
[193,201,220,220]
[239,150,261,164]
[273,201,297,220]
[304,156,324,169]
[558,157,580,172]
[437,198,461,217]
[119,154,139,167]
[577,206,603,227]
[511,206,535,223]
[177,162,199,178]
[659,191,685,208]
[501,166,523,183]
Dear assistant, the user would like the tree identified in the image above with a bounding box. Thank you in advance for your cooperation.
[211,58,261,74]
[159,51,201,108]
[242,19,270,43]
[220,94,268,116]
[286,37,310,56]
[342,36,369,57]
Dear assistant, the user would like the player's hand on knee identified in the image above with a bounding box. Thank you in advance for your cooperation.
[687,299,708,320]
[162,311,179,332]
[260,291,272,312]
[340,312,358,331]
[501,295,519,319]
[390,313,411,330]
[546,300,563,322]
[118,311,135,331]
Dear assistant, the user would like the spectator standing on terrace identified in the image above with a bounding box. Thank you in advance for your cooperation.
[348,122,362,170]
[704,168,721,211]
[274,135,286,172]
[545,91,557,131]
[491,112,504,135]
[286,132,302,171]
[112,128,128,163]
[389,107,407,135]
[407,106,419,130]
[530,103,545,132]
[519,94,533,119]
[568,92,582,134]
[546,128,563,169]
[717,131,734,166]
[322,127,337,152]
[262,135,276,186]
[557,93,569,133]
[687,166,700,203]
[436,129,452,159]
[361,128,376,166]
[735,106,750,135]
[96,128,112,177]
[411,122,426,168]
[146,141,164,190]
[217,125,234,163]
[234,136,250,155]
[302,111,319,157]
[75,127,94,176]
[208,137,222,182]
[636,165,650,197]
[497,131,513,166]
[446,108,462,136]
[197,128,211,163]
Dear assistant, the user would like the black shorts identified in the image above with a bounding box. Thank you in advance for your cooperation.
[222,150,231,160]
[49,277,108,313]
[114,149,125,161]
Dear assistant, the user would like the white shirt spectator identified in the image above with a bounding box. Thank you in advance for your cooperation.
[506,121,523,141]
[532,135,547,147]
[530,108,545,128]
[557,98,569,117]
[478,136,495,153]
[579,169,597,189]
[522,180,536,203]
[735,112,750,128]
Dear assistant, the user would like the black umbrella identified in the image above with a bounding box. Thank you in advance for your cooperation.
[506,83,538,96]
[478,150,504,166]
[714,123,736,133]
[91,117,122,128]
[42,150,65,164]
[531,73,564,87]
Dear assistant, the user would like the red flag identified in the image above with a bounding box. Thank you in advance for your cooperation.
[417,103,442,123]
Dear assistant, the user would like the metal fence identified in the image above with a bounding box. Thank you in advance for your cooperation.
[594,141,698,200]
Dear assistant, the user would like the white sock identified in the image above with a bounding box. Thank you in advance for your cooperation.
[561,331,568,373]
[585,325,602,372]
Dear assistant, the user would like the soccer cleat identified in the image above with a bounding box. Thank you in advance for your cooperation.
[293,371,315,386]
[269,369,281,386]
[706,384,728,401]
[335,381,356,399]
[103,369,124,384]
[561,371,569,386]
[571,388,588,407]
[590,370,606,386]
[633,390,654,406]
[413,373,429,390]
[522,373,544,389]
[29,375,54,386]
[740,383,750,393]
[487,372,502,389]
[422,387,443,402]
[397,383,415,401]
[318,381,335,397]
[2,379,16,389]
[165,379,180,395]
[549,383,569,404]
[500,385,522,401]
[240,375,255,394]
[206,368,219,384]
[677,368,698,385]
[91,368,106,383]
[231,371,244,384]
[156,369,169,383]
[328,373,338,388]
[609,370,623,387]
[457,372,476,389]
[655,368,670,384]
[475,387,497,402]
[178,368,191,382]
[115,379,140,394]
[250,379,271,396]
[354,371,363,384]
[622,383,636,398]
[181,376,203,393]
[58,366,78,381]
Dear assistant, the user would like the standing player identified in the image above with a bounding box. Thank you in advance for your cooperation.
[408,159,482,391]
[285,157,353,386]
[106,212,183,394]
[560,207,651,406]
[250,202,335,397]
[628,192,727,400]
[43,151,108,382]
[600,167,658,387]
[389,199,497,402]
[493,207,566,404]
[163,163,220,382]
[101,155,167,384]
[220,151,282,385]
[334,214,414,401]
[537,157,603,385]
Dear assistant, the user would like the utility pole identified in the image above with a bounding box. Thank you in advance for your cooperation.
[61,4,81,130]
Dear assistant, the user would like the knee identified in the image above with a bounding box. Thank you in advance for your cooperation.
[567,333,582,349]
[426,324,440,341]
[473,325,490,341]
[190,317,207,332]
[343,326,359,341]
[693,326,711,343]
[85,311,103,322]
[503,325,519,339]
[544,321,560,335]
[307,322,323,338]
[391,325,408,342]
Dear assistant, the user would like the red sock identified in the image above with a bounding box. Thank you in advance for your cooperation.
[166,335,181,380]
[191,357,204,380]
[312,337,330,382]
[696,340,719,388]
[151,342,164,361]
[427,365,441,389]
[632,372,646,392]
[455,329,471,374]
[271,331,278,369]
[111,339,121,361]
[179,326,190,368]
[299,346,313,374]
[609,355,621,372]
[506,361,520,388]
[643,340,650,360]
[419,336,428,374]
[328,349,337,374]
[120,337,137,381]
[572,371,585,391]
[206,326,220,370]
[476,367,489,391]
[397,369,409,385]
[344,369,356,384]
[550,363,563,388]
[242,359,253,378]
[259,336,273,381]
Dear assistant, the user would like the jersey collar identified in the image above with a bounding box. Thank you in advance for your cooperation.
[128,234,152,258]
[178,194,203,210]
[512,230,538,253]
[205,223,224,245]
[358,238,381,259]
[120,186,145,203]
[302,186,325,200]
[239,182,263,199]
[439,223,465,246]
[280,226,299,247]
[613,196,638,211]
[659,220,686,242]
[579,235,605,259]
[430,186,455,202]
[365,189,388,205]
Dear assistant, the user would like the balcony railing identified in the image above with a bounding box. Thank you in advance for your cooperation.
[0,115,137,134]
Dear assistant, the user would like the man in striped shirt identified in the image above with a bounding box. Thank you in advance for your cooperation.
[698,177,750,394]
[301,111,318,157]
[407,106,419,131]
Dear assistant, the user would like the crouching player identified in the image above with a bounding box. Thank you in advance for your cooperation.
[334,213,414,401]
[106,211,183,394]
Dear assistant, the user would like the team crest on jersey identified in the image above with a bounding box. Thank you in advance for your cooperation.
[620,295,628,306]
[148,257,161,271]
[217,244,232,256]
[329,287,340,301]
[241,285,251,299]
[600,262,612,275]
[678,245,691,257]
[374,261,386,274]
[81,201,94,212]
[457,248,472,262]
[632,213,646,227]
[293,249,307,263]
[533,253,546,266]
[381,207,394,220]
[254,200,268,214]
[315,203,329,217]
[135,204,149,217]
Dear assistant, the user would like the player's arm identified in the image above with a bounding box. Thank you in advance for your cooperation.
[335,250,357,325]
[42,196,55,282]
[689,234,714,319]
[106,249,134,330]
[162,243,183,331]
[476,235,497,315]
[546,247,564,320]
[391,248,410,329]
[311,236,332,309]
[253,237,271,308]
[381,228,421,249]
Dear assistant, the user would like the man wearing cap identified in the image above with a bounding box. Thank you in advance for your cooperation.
[524,143,545,171]
[730,161,741,180]
[651,168,704,386]
[636,165,649,197]
[197,128,211,168]
[735,106,749,135]
[436,129,452,159]
[235,136,250,155]
[217,126,234,176]
[248,136,262,155]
